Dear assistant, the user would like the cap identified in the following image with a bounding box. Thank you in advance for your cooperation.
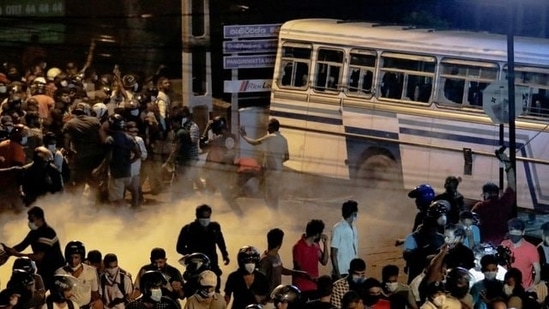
[199,270,217,287]
[507,218,525,231]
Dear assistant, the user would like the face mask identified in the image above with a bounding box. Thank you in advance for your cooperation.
[244,263,255,274]
[20,136,28,145]
[130,109,140,116]
[28,222,38,230]
[432,295,446,308]
[106,267,119,276]
[197,288,214,300]
[150,288,162,302]
[5,126,13,133]
[351,275,366,284]
[437,215,447,226]
[385,282,399,293]
[47,145,57,153]
[503,284,514,296]
[444,236,455,245]
[509,234,522,244]
[484,271,498,280]
[0,86,6,93]
[181,117,188,125]
[462,219,473,227]
[198,218,210,227]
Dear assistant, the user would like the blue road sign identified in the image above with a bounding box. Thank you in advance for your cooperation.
[223,39,277,54]
[223,24,281,39]
[223,55,276,69]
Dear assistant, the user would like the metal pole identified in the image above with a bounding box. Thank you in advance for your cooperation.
[507,0,518,217]
[499,124,504,190]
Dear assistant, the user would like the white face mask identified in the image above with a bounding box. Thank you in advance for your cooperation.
[47,145,57,154]
[150,288,162,302]
[503,284,514,296]
[244,263,255,274]
[385,282,398,293]
[484,271,498,280]
[130,109,140,116]
[20,136,28,145]
[106,267,119,277]
[0,85,6,93]
[181,117,188,125]
[437,215,447,226]
[198,218,210,227]
[28,222,38,230]
[432,294,446,308]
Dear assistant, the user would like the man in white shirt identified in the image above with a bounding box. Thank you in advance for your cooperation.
[239,118,289,210]
[55,241,101,309]
[331,200,359,279]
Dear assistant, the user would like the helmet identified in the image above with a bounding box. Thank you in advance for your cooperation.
[64,241,86,262]
[12,257,37,274]
[427,200,450,219]
[92,103,108,119]
[72,102,90,116]
[211,116,227,135]
[124,99,139,110]
[8,269,35,289]
[47,67,62,81]
[108,113,126,131]
[122,74,138,91]
[482,182,499,194]
[408,184,435,210]
[133,93,150,105]
[8,95,22,109]
[9,124,25,143]
[270,285,301,306]
[51,274,78,302]
[237,246,260,268]
[139,270,167,299]
[181,252,211,281]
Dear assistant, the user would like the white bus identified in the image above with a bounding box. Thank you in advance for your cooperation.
[269,19,549,219]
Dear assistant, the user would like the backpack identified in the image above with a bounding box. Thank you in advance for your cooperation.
[47,299,74,309]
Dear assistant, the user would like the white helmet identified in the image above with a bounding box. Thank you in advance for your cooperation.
[92,103,108,119]
[47,67,62,81]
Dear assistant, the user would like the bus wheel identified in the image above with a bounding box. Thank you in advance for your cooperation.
[355,154,401,190]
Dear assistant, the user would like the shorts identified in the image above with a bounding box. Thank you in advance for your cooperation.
[108,177,132,201]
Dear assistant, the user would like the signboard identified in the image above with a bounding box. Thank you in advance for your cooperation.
[223,55,276,69]
[482,80,528,124]
[223,39,277,54]
[0,0,65,17]
[224,79,272,93]
[223,24,281,39]
[0,23,65,44]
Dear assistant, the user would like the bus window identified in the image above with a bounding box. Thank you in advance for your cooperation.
[378,53,435,103]
[505,66,549,117]
[347,50,376,96]
[278,43,312,89]
[438,59,498,108]
[314,48,344,92]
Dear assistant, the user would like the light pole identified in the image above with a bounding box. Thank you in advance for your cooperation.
[507,0,517,217]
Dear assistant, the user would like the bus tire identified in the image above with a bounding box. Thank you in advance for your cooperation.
[355,154,401,189]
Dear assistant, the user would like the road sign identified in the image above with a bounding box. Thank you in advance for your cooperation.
[223,39,277,54]
[482,80,528,124]
[223,24,281,39]
[223,55,276,69]
[224,79,272,93]
[0,0,65,17]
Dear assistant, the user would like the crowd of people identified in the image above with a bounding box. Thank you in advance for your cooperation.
[1,37,549,309]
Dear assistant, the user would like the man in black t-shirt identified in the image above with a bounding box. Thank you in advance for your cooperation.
[4,206,65,292]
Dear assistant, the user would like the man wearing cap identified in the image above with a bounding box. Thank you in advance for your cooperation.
[472,150,516,246]
[500,218,540,289]
[184,270,226,309]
